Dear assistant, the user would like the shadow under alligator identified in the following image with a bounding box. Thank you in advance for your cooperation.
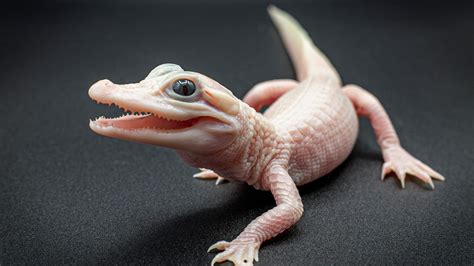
[98,141,382,265]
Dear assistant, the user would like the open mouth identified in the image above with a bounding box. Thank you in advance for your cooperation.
[90,103,200,131]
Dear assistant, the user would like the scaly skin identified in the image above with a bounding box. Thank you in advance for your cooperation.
[88,5,444,266]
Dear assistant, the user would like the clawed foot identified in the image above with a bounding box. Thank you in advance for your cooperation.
[208,240,260,266]
[382,146,445,189]
[193,168,227,185]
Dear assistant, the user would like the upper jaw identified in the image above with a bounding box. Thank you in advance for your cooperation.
[89,79,194,121]
[88,79,238,133]
[89,79,202,132]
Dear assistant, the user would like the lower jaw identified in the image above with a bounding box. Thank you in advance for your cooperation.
[89,120,199,150]
[91,114,198,132]
[90,121,189,134]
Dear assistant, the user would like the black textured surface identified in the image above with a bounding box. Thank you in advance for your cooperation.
[1,1,473,265]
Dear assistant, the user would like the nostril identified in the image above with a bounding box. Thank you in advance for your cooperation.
[101,79,112,86]
[89,79,115,99]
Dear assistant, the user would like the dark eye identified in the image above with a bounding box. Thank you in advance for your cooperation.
[172,79,196,96]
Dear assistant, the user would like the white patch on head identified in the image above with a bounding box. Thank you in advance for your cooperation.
[146,63,183,80]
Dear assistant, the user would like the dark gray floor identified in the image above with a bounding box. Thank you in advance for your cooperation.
[1,1,473,265]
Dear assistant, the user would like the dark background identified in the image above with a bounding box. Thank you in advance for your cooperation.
[1,0,473,265]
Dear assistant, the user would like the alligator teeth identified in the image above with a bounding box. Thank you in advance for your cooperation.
[94,100,190,122]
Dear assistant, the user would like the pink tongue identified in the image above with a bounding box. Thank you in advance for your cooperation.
[98,115,194,129]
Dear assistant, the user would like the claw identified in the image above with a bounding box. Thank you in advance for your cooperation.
[393,168,406,188]
[418,162,445,181]
[193,169,217,179]
[381,162,392,180]
[208,241,230,252]
[400,175,406,189]
[429,180,434,189]
[194,168,227,185]
[215,177,227,185]
[430,172,445,181]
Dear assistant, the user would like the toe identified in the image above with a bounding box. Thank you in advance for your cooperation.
[234,248,244,264]
[408,168,434,189]
[417,162,445,181]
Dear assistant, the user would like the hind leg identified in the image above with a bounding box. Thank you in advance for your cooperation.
[243,79,298,112]
[343,84,444,189]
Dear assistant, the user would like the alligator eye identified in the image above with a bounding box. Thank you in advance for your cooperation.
[172,79,196,96]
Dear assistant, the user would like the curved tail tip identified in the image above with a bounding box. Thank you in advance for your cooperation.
[267,5,290,23]
[267,4,280,14]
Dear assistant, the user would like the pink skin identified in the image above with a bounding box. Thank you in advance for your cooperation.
[88,6,444,266]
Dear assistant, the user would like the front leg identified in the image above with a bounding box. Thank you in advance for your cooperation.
[193,168,227,185]
[209,165,303,265]
[343,84,445,188]
[243,79,298,112]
